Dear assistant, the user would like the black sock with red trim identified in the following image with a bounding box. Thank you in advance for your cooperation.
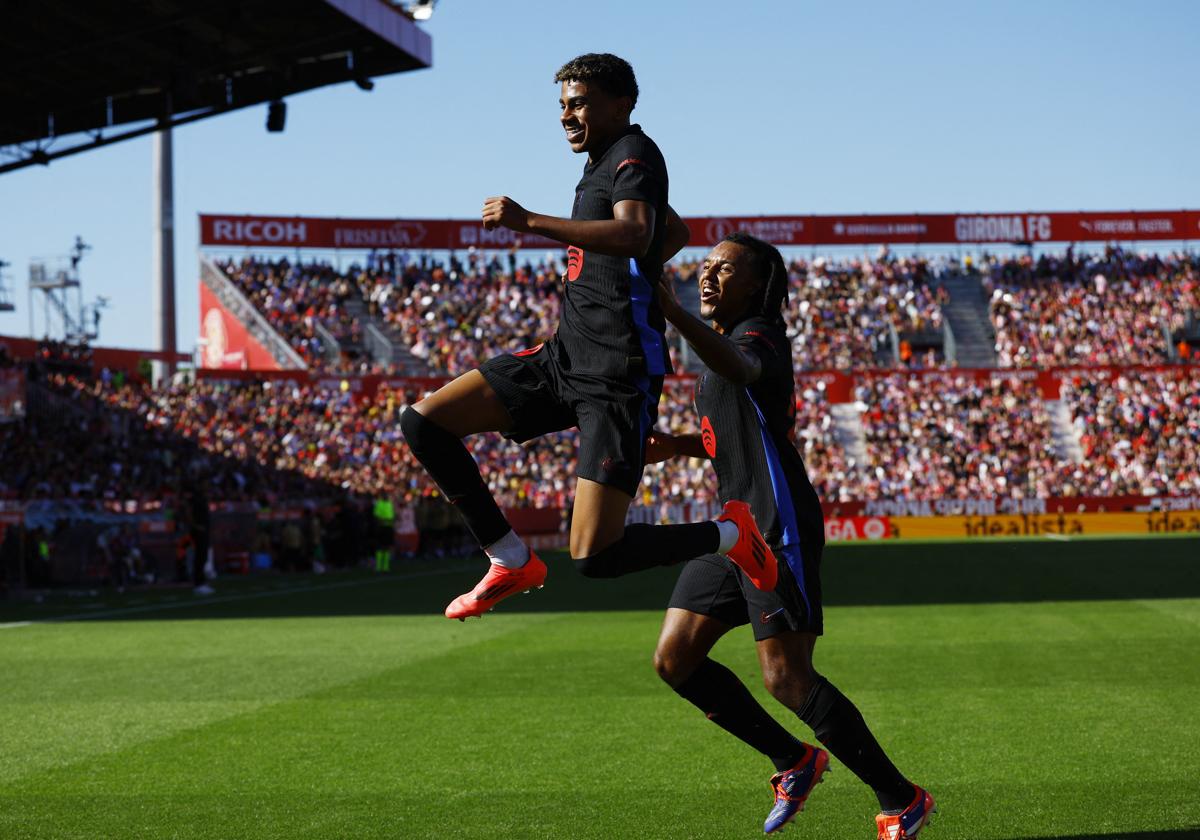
[400,407,510,547]
[674,658,806,773]
[795,674,915,812]
[573,522,720,578]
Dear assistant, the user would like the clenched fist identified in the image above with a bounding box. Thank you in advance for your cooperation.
[482,196,531,233]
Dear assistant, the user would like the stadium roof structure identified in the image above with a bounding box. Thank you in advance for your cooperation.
[0,0,432,175]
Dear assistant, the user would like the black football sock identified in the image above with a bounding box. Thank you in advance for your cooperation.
[399,407,511,547]
[674,658,807,773]
[795,674,915,812]
[573,522,720,578]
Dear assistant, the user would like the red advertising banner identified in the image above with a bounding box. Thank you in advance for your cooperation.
[795,370,854,403]
[199,215,562,252]
[825,516,892,542]
[200,210,1200,250]
[198,283,282,370]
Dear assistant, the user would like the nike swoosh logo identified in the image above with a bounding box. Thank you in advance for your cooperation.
[760,608,786,624]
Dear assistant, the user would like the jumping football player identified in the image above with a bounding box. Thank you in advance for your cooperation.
[648,233,936,838]
[400,53,775,620]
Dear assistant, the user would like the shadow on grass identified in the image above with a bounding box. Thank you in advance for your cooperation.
[4,536,1199,623]
[1004,830,1200,840]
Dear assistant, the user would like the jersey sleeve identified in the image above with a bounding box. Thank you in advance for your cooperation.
[610,137,666,207]
[734,320,788,380]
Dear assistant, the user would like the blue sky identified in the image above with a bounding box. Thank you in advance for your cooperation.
[1,0,1197,353]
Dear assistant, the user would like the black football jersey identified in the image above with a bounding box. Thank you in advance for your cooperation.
[556,124,671,379]
[693,316,825,549]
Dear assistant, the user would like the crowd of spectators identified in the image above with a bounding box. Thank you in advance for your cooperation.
[216,248,954,378]
[6,357,1200,532]
[0,369,330,503]
[984,248,1200,368]
[1060,369,1200,495]
[0,362,850,509]
[220,258,360,369]
[216,246,1200,380]
[370,250,566,374]
[7,246,1200,522]
[855,375,1063,499]
[782,254,949,370]
[370,250,950,374]
[793,380,859,502]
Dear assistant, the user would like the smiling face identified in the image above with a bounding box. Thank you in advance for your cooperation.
[559,80,631,158]
[698,240,763,327]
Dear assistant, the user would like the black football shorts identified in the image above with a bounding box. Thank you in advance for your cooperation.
[668,540,824,640]
[478,338,662,497]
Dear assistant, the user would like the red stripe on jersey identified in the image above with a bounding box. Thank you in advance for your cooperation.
[616,157,646,172]
[743,330,777,351]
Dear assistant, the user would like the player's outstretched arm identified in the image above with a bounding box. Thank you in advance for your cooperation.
[645,431,707,463]
[656,274,762,387]
[482,196,655,259]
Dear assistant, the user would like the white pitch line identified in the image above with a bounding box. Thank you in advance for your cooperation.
[0,564,476,629]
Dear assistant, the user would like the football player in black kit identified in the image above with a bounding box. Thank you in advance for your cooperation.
[649,233,936,838]
[400,54,776,620]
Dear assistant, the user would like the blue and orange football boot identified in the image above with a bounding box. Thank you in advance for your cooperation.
[718,500,778,591]
[444,553,547,620]
[875,785,936,839]
[763,744,830,833]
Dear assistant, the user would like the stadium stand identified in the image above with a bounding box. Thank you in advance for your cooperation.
[854,374,1061,500]
[6,243,1200,583]
[984,248,1200,367]
[783,254,950,370]
[210,252,954,376]
[1060,368,1200,495]
[221,246,1194,377]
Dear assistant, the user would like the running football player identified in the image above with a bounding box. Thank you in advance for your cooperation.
[649,233,936,838]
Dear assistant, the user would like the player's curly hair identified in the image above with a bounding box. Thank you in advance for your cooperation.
[554,53,638,107]
[722,232,789,326]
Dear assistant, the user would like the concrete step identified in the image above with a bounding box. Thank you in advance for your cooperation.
[345,294,432,374]
[935,274,996,368]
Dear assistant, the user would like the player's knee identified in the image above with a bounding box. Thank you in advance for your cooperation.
[400,406,455,457]
[573,554,614,578]
[762,658,817,708]
[653,646,691,689]
[573,542,623,578]
[569,532,619,564]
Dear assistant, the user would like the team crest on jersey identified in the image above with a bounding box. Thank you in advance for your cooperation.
[700,416,717,457]
[566,246,584,281]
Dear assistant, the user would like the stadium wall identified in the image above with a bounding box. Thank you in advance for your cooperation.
[0,335,187,375]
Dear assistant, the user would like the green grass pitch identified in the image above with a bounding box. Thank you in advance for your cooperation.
[2,538,1199,839]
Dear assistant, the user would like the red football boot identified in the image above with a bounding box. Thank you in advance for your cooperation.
[444,552,548,620]
[717,500,777,591]
[875,785,937,839]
